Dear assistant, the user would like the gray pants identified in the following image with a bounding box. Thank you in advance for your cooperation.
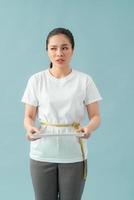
[30,159,87,200]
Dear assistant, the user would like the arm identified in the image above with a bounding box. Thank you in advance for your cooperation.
[23,104,40,141]
[78,102,101,139]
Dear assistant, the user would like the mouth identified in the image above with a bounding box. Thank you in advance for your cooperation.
[56,59,65,63]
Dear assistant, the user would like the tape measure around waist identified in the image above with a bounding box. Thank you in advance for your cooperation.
[40,121,87,179]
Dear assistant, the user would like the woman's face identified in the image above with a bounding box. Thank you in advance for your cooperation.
[47,34,73,68]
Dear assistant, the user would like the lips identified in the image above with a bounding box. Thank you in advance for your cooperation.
[56,59,65,64]
[56,59,65,62]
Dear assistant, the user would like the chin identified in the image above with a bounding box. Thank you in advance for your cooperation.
[55,64,68,68]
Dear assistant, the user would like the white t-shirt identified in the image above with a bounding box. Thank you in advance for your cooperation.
[21,68,102,163]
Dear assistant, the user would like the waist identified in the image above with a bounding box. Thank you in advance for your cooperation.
[40,121,80,130]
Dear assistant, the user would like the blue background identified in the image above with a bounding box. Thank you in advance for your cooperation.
[0,0,133,199]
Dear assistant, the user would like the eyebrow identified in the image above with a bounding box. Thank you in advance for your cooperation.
[50,44,70,47]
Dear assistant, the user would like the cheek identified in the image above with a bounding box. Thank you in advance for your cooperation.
[65,48,73,55]
[48,51,55,60]
[67,51,73,58]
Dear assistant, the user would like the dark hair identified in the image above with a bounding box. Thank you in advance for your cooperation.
[46,27,75,68]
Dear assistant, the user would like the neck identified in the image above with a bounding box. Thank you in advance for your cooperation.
[49,66,72,78]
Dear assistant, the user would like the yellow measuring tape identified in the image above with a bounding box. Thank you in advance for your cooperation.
[41,121,87,180]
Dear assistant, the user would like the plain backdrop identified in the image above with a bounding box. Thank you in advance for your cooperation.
[0,0,133,199]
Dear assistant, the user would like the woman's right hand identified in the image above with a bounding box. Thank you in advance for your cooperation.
[26,126,40,141]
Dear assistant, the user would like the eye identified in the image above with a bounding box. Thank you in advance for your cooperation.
[63,47,68,50]
[50,47,56,50]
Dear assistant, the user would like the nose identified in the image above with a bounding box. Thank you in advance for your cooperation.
[56,48,63,56]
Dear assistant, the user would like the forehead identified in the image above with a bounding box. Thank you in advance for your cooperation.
[48,34,71,46]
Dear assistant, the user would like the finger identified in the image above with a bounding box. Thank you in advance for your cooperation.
[76,128,83,132]
[32,128,40,133]
[80,133,90,139]
[27,135,38,141]
[26,133,36,141]
[26,133,31,141]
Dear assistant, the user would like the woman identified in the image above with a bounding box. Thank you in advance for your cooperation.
[21,27,102,200]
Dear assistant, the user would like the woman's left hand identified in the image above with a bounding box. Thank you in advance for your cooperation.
[76,127,92,139]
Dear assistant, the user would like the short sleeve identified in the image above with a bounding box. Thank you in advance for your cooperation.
[21,75,39,107]
[84,76,102,105]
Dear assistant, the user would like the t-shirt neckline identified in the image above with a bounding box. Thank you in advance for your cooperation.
[46,68,74,81]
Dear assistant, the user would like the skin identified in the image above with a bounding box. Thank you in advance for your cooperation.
[47,34,73,78]
[24,34,101,140]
